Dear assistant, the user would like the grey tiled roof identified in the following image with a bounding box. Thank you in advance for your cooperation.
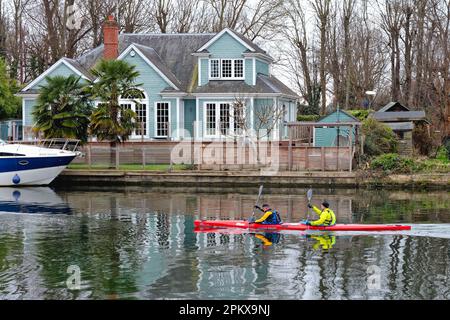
[372,111,427,122]
[193,74,299,97]
[62,58,95,80]
[76,33,214,92]
[132,43,182,90]
[23,30,294,97]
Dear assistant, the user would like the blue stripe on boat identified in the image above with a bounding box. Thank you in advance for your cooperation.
[0,155,76,173]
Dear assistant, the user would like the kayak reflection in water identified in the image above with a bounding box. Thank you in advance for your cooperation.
[253,232,281,247]
[306,234,336,251]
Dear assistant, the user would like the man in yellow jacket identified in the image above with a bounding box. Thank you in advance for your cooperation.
[303,201,336,227]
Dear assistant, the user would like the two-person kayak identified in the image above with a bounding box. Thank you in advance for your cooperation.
[194,220,412,232]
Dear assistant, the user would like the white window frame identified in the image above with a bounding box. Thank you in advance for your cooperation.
[209,59,220,79]
[118,90,149,139]
[203,101,246,138]
[154,101,171,138]
[208,58,245,80]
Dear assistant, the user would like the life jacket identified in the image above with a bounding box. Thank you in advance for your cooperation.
[263,210,282,225]
[322,208,336,226]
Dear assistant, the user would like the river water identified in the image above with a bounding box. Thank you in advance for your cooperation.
[0,186,449,300]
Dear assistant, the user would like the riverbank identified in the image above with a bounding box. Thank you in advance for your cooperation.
[55,169,450,190]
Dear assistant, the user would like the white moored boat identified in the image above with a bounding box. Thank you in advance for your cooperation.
[0,139,80,186]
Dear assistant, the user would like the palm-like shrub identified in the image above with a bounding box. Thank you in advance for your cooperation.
[33,75,92,142]
[89,59,141,143]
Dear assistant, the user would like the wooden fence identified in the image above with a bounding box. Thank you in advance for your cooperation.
[72,140,354,171]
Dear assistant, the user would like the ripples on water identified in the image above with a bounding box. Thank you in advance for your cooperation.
[0,187,449,300]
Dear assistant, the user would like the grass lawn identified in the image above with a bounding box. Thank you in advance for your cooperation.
[67,163,192,171]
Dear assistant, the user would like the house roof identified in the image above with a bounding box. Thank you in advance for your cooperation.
[192,74,299,98]
[378,101,411,112]
[196,28,269,56]
[129,43,182,89]
[372,111,427,122]
[76,33,215,92]
[62,58,95,80]
[22,30,292,96]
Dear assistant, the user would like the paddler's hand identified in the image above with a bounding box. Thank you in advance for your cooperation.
[254,205,262,211]
[307,204,313,209]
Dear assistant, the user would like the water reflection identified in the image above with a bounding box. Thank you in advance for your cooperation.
[0,188,72,215]
[0,186,449,299]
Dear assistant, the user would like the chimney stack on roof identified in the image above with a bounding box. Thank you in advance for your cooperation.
[103,15,119,60]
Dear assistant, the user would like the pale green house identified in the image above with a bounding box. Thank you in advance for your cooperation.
[18,18,299,142]
[314,110,360,147]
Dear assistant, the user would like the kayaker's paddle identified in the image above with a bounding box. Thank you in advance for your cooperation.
[250,185,264,222]
[306,188,313,221]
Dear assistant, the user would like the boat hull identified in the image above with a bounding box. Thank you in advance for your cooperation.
[194,220,412,231]
[0,155,75,186]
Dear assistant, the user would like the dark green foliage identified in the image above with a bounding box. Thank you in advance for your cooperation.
[88,59,141,143]
[371,153,415,173]
[33,75,92,142]
[362,118,398,156]
[436,146,449,163]
[0,58,21,120]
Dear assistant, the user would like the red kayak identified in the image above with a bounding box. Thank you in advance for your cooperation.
[194,220,412,232]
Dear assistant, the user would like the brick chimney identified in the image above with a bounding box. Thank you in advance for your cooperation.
[103,15,119,60]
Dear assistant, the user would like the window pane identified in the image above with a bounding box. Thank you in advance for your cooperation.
[121,89,145,99]
[156,103,169,137]
[206,103,216,136]
[210,60,220,78]
[219,103,230,135]
[234,60,243,78]
[234,105,244,132]
[221,60,232,78]
[135,104,147,136]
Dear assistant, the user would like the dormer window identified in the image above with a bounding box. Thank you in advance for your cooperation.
[209,58,245,80]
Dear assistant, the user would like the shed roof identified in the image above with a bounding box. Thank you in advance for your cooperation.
[378,101,410,112]
[318,109,361,123]
[372,111,427,122]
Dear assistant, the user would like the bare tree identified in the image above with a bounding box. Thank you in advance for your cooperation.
[311,0,331,115]
[281,0,320,112]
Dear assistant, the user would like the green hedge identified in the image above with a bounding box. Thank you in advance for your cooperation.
[371,153,415,173]
[347,109,372,121]
[297,114,320,122]
[370,153,450,173]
